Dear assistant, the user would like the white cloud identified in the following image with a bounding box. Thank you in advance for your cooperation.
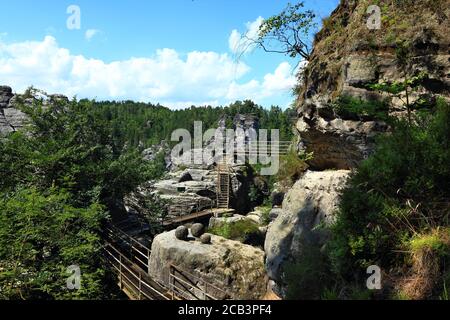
[226,62,297,101]
[229,16,264,55]
[262,62,297,93]
[85,29,100,41]
[0,36,297,108]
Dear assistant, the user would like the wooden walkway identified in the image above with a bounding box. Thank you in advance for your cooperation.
[103,242,171,300]
[163,208,235,226]
[103,223,232,300]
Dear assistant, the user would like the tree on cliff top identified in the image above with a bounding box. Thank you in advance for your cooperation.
[251,2,316,60]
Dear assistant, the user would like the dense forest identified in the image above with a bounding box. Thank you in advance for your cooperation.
[0,95,295,299]
[94,99,296,148]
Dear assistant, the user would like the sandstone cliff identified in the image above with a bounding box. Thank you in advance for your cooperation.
[264,0,450,298]
[296,0,449,170]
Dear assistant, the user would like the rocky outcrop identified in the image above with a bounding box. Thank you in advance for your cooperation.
[296,0,450,170]
[296,112,388,169]
[148,229,267,299]
[1,85,70,135]
[209,214,248,229]
[265,170,350,295]
[0,86,26,134]
[142,140,172,169]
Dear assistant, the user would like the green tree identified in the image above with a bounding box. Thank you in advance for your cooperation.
[0,187,111,299]
[255,2,316,60]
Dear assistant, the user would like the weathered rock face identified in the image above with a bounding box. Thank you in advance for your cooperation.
[296,112,388,169]
[264,170,350,295]
[0,86,25,134]
[233,113,259,141]
[296,0,450,170]
[209,214,248,229]
[148,230,267,300]
[0,86,13,108]
[142,141,172,169]
[0,86,70,135]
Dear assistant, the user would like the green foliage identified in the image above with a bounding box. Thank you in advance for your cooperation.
[331,95,390,121]
[409,228,450,257]
[0,94,166,299]
[277,149,312,185]
[257,2,316,60]
[368,72,428,96]
[260,206,272,226]
[328,98,450,282]
[209,220,260,244]
[0,97,161,211]
[93,100,295,149]
[0,187,111,299]
[284,245,331,300]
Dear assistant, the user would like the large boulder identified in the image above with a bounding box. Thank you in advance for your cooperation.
[208,214,248,229]
[175,226,189,240]
[264,170,350,295]
[148,230,267,300]
[191,223,205,238]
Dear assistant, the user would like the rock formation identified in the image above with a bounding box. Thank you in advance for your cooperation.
[1,85,70,135]
[296,0,449,170]
[148,229,267,299]
[264,0,450,298]
[265,170,350,294]
[0,86,27,134]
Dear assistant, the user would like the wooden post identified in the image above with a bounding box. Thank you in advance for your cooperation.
[138,273,142,300]
[119,254,123,290]
[170,266,174,300]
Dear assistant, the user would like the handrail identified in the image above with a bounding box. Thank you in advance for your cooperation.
[105,224,151,257]
[103,232,233,300]
[169,264,231,300]
[104,227,150,272]
[103,242,170,300]
[169,274,217,300]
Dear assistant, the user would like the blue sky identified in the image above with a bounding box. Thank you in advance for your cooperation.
[0,0,339,109]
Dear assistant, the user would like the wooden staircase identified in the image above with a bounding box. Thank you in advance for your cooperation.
[216,159,230,209]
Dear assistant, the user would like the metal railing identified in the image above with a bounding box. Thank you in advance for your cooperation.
[169,264,231,300]
[103,242,170,300]
[104,224,151,271]
[103,227,233,300]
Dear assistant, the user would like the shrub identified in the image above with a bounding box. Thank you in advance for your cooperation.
[209,220,261,245]
[284,245,331,300]
[331,95,390,121]
[0,187,110,299]
[396,228,450,299]
[277,149,312,186]
[328,98,450,297]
